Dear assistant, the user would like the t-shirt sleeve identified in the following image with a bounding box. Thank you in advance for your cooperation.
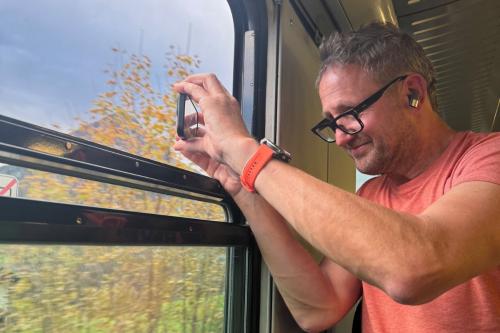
[452,133,500,187]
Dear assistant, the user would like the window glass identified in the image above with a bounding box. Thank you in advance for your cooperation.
[0,164,226,222]
[0,0,234,173]
[356,170,376,191]
[0,245,226,332]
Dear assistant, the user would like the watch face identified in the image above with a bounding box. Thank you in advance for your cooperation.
[261,138,278,150]
[260,138,291,162]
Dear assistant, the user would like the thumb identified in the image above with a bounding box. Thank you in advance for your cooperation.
[173,137,207,155]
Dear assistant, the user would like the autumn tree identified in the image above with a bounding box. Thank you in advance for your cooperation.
[0,49,227,332]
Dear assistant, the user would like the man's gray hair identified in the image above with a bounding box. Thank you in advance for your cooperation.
[317,22,438,111]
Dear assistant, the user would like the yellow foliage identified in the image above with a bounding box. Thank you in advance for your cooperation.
[19,47,224,222]
[0,245,226,332]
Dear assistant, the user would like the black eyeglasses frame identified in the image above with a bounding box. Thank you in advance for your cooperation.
[311,75,408,143]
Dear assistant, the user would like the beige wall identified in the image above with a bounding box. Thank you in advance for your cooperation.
[264,1,356,332]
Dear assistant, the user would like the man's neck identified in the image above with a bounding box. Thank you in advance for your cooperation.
[388,121,456,184]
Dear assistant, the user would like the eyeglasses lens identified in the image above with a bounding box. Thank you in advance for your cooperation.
[318,126,336,142]
[336,113,362,134]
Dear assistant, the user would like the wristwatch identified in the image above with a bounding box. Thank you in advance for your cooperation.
[260,138,292,163]
[240,138,291,192]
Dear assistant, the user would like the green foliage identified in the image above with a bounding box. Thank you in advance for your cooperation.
[0,245,226,332]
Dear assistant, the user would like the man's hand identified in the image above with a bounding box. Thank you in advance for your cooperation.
[173,145,243,197]
[173,73,256,173]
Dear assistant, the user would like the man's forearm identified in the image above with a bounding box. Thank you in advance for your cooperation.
[228,137,439,301]
[252,159,437,297]
[232,190,344,327]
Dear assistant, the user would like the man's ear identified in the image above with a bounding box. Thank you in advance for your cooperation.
[408,90,420,108]
[404,74,427,110]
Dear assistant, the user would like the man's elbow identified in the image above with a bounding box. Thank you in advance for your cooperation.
[383,274,445,305]
[292,307,343,333]
[382,247,451,305]
[295,315,333,333]
[385,283,423,305]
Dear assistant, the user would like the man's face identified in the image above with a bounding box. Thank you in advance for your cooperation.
[318,64,414,175]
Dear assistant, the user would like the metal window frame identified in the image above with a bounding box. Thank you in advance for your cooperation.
[0,196,250,246]
[226,1,268,332]
[0,115,228,204]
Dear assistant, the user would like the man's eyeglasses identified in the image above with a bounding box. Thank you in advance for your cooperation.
[311,75,408,143]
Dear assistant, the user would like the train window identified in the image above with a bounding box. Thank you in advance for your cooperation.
[0,0,234,173]
[0,245,226,332]
[0,164,226,222]
[0,1,255,332]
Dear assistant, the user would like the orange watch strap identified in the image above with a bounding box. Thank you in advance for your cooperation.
[240,144,274,192]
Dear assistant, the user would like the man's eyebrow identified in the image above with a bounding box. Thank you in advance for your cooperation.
[337,103,354,112]
[323,104,353,118]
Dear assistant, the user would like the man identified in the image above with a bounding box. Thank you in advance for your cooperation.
[174,22,500,332]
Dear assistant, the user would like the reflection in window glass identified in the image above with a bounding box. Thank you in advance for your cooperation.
[0,1,234,173]
[0,164,226,222]
[0,245,226,332]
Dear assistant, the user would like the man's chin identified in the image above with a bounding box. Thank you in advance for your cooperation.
[354,157,383,175]
[348,140,373,158]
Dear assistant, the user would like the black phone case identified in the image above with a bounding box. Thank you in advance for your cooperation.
[176,93,188,139]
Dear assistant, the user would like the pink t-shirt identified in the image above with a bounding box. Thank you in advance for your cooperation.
[357,131,500,332]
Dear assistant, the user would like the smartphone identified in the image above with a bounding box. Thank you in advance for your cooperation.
[176,93,199,140]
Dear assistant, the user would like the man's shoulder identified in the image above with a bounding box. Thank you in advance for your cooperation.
[450,131,500,187]
[455,130,500,148]
[356,175,384,197]
[453,131,500,160]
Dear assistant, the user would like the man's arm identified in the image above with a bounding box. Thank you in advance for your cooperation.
[172,141,361,332]
[233,190,361,332]
[174,73,500,305]
[250,159,500,304]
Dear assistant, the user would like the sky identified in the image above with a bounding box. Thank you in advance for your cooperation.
[0,0,234,132]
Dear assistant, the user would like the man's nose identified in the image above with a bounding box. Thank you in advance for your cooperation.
[335,130,354,147]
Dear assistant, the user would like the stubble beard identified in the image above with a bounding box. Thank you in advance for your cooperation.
[353,141,390,175]
[354,130,418,178]
[347,133,390,175]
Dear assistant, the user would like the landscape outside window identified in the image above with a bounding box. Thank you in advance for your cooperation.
[0,1,234,331]
[0,245,227,332]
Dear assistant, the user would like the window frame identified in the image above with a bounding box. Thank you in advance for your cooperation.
[226,0,269,331]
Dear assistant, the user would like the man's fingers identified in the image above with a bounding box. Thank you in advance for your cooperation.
[173,137,206,155]
[184,73,227,95]
[174,81,209,104]
[193,126,206,137]
[183,112,205,128]
[182,151,211,171]
[180,125,206,140]
[175,143,218,176]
